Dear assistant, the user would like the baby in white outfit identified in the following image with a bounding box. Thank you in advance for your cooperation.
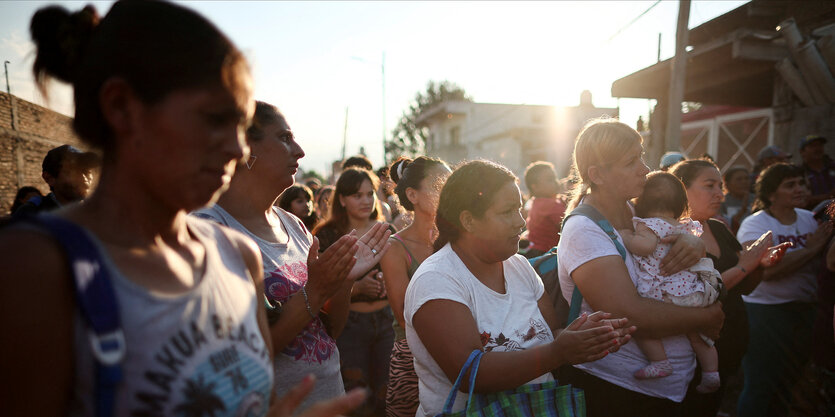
[619,172,723,394]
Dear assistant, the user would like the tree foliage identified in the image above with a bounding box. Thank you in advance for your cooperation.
[386,80,471,163]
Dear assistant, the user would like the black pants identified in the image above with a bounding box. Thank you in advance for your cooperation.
[561,365,681,417]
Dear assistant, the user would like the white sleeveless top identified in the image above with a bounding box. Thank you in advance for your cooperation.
[69,217,273,416]
[193,205,344,412]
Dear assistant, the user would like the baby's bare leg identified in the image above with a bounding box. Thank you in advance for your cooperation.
[688,332,720,393]
[636,337,668,362]
[633,337,673,379]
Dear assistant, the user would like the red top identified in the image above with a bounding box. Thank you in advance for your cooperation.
[526,197,566,251]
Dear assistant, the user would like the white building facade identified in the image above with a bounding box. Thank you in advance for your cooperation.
[417,94,617,187]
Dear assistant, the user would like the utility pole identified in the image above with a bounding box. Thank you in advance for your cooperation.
[342,107,349,161]
[381,51,387,165]
[657,33,662,63]
[664,0,690,153]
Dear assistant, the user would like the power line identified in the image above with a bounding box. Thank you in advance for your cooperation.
[607,0,662,42]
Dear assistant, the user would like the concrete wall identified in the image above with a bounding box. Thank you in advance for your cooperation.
[0,91,84,214]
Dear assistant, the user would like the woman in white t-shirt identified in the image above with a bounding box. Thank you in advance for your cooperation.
[556,119,725,417]
[404,160,634,417]
[735,163,832,417]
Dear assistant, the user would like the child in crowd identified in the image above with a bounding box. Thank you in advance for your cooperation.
[523,161,566,258]
[278,184,318,231]
[618,172,723,394]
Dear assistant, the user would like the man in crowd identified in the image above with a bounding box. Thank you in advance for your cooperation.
[751,145,791,186]
[798,134,835,210]
[13,144,100,217]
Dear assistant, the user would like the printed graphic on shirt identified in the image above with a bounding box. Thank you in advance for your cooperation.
[478,319,550,352]
[776,232,808,248]
[130,315,271,417]
[263,261,337,364]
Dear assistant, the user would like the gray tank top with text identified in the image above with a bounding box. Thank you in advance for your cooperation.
[69,217,273,417]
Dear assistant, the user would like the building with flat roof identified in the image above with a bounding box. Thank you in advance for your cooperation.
[416,92,617,187]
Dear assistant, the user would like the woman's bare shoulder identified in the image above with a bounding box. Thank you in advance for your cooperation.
[0,226,71,281]
[0,226,76,413]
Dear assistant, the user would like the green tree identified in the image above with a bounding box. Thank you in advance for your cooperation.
[301,168,326,184]
[386,80,471,163]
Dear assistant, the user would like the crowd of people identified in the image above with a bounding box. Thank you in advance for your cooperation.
[1,2,833,417]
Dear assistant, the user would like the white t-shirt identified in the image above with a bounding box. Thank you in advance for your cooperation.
[737,208,819,304]
[404,243,554,417]
[192,205,345,412]
[557,215,696,402]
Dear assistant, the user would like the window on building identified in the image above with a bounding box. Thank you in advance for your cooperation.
[450,126,460,147]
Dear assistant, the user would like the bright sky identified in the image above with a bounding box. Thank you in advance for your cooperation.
[0,0,747,176]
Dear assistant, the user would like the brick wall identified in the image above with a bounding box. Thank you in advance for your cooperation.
[0,91,85,214]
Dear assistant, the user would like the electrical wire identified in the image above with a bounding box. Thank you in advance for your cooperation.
[607,0,663,42]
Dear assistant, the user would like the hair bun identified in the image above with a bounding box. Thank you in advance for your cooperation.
[389,157,413,184]
[31,4,100,92]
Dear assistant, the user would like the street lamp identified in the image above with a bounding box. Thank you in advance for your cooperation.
[4,61,11,95]
[350,52,386,165]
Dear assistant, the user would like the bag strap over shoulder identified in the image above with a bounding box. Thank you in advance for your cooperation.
[562,204,627,323]
[27,215,123,417]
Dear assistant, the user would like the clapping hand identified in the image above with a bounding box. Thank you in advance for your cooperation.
[353,269,386,298]
[760,242,792,268]
[739,231,773,271]
[553,312,636,365]
[306,235,358,307]
[573,311,635,353]
[348,222,392,281]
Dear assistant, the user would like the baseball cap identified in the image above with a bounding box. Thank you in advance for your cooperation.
[757,145,790,162]
[660,152,686,170]
[799,134,826,151]
[42,145,101,177]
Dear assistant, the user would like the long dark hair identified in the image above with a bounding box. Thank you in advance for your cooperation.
[434,160,517,252]
[313,168,382,236]
[30,1,250,154]
[669,158,719,189]
[278,184,317,230]
[752,163,805,212]
[389,156,448,212]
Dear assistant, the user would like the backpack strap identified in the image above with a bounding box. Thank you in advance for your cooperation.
[27,215,123,417]
[561,204,627,323]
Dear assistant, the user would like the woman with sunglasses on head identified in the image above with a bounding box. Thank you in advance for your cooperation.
[0,2,374,416]
[194,102,390,413]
